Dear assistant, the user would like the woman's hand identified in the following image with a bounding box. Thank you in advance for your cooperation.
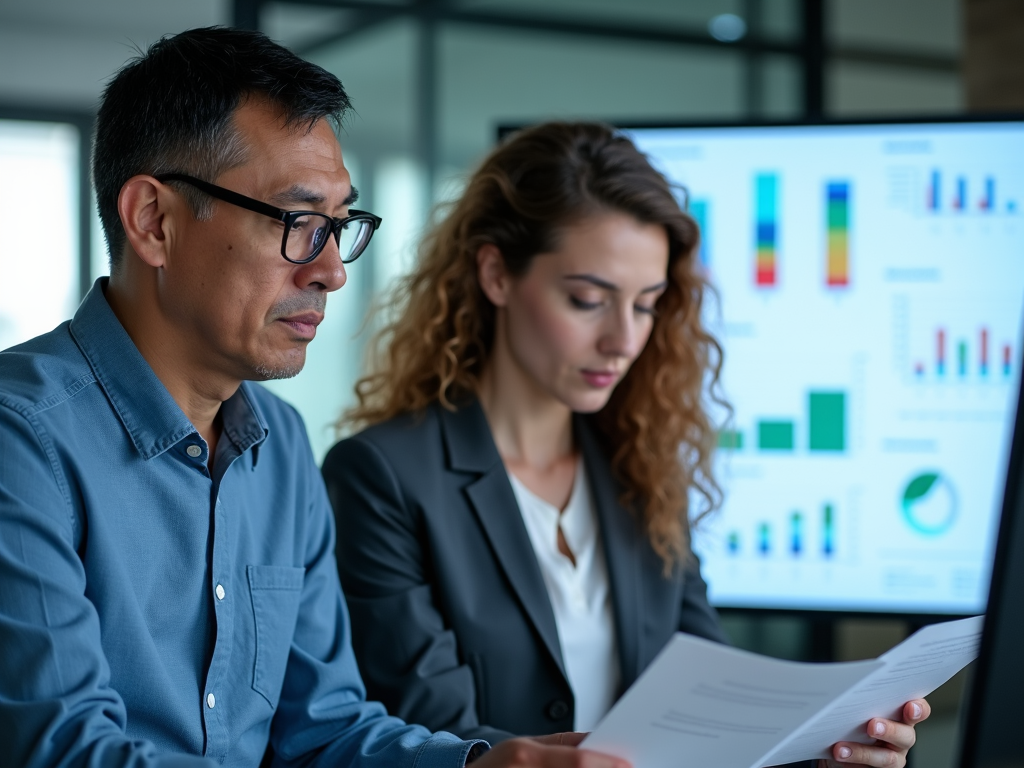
[818,699,931,767]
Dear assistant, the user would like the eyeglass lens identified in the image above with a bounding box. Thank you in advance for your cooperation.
[286,214,375,263]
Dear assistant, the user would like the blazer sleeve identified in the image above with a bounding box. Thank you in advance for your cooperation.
[322,436,514,745]
[676,548,732,645]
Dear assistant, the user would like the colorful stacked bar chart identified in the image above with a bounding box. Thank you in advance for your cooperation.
[953,177,966,211]
[1004,344,1013,377]
[959,340,968,377]
[758,522,771,555]
[690,199,709,269]
[937,328,947,377]
[755,173,778,286]
[826,182,850,287]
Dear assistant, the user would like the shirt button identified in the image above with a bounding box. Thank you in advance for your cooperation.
[207,693,216,709]
[186,445,202,458]
[215,584,226,601]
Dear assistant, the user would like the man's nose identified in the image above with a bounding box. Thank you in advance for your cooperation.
[295,236,347,293]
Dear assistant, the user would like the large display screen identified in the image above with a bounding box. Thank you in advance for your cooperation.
[626,120,1024,614]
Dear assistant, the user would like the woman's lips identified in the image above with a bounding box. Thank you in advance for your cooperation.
[581,369,619,388]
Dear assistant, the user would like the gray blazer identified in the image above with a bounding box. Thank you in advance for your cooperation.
[322,398,728,744]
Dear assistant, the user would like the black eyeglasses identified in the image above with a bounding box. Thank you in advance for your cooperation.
[155,173,382,264]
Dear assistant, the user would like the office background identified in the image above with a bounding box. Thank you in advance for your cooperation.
[0,1,1020,765]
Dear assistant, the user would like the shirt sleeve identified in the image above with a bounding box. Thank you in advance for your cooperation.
[265,431,489,767]
[0,403,216,768]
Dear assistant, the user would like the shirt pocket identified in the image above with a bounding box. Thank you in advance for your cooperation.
[247,564,305,707]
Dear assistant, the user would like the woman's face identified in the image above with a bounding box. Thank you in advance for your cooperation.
[481,210,670,413]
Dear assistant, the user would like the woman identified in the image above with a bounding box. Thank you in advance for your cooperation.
[322,122,927,766]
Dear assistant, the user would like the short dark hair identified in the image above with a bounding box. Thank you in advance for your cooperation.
[92,26,352,271]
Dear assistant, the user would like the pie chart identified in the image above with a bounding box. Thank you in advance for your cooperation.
[901,471,957,535]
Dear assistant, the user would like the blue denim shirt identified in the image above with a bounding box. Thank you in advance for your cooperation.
[0,279,482,767]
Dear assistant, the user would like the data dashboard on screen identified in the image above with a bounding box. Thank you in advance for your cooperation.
[626,120,1024,614]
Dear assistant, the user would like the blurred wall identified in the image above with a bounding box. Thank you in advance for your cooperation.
[963,0,1024,110]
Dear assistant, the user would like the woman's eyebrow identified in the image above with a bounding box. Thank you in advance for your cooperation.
[564,274,668,293]
[564,273,618,290]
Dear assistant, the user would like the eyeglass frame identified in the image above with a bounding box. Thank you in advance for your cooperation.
[154,172,382,264]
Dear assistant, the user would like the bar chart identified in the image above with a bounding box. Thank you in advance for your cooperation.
[720,391,847,455]
[723,502,838,560]
[924,169,1015,215]
[911,325,1014,383]
[826,182,850,287]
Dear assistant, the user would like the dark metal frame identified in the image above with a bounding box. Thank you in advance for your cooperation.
[233,0,960,198]
[0,105,95,300]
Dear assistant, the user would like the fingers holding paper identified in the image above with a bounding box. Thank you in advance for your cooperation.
[820,698,931,767]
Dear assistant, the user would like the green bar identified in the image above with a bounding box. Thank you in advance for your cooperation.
[718,429,744,450]
[809,392,845,451]
[758,420,794,450]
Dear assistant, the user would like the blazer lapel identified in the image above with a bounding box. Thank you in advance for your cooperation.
[576,417,643,690]
[439,401,568,681]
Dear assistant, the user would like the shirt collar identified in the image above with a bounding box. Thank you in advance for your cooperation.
[70,278,268,461]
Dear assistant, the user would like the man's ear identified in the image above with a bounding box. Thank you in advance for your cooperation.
[117,175,177,269]
[476,243,511,307]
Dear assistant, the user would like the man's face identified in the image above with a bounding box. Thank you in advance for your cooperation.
[162,98,352,383]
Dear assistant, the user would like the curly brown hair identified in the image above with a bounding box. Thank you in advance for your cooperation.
[343,121,725,570]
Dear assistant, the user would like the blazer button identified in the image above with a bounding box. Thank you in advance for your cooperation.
[545,699,571,721]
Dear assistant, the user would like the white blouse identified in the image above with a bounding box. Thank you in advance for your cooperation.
[507,457,621,732]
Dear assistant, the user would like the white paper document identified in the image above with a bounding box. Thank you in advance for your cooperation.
[582,615,983,768]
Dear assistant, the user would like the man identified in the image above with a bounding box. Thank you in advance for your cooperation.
[0,27,627,768]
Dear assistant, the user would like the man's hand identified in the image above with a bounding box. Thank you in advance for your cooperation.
[471,734,630,768]
[818,699,931,768]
